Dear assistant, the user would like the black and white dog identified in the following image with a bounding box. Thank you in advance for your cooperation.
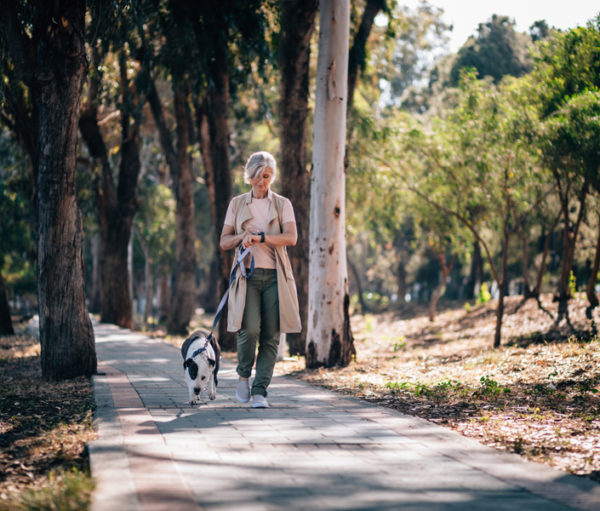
[181,329,220,405]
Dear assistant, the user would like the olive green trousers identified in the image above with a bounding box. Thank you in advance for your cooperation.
[236,269,280,397]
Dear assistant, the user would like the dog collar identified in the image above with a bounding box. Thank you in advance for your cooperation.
[191,346,207,358]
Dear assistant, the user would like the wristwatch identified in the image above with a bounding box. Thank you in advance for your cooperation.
[258,232,265,243]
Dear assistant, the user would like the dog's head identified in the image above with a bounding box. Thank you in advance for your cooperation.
[183,343,216,396]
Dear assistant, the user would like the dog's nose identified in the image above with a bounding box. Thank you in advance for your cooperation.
[194,387,201,395]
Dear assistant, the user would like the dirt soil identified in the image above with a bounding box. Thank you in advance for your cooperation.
[274,294,600,482]
[0,333,96,504]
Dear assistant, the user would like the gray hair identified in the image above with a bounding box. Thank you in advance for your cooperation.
[243,151,277,185]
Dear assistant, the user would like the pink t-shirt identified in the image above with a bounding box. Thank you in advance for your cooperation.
[224,194,295,269]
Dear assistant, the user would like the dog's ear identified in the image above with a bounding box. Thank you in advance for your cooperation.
[187,360,198,380]
[208,358,216,367]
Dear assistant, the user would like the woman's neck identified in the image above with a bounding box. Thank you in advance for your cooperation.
[252,188,268,199]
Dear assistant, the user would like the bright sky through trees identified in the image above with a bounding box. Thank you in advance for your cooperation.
[402,0,599,52]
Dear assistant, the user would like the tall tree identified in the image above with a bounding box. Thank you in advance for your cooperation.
[347,0,387,113]
[449,14,532,85]
[0,1,96,379]
[141,1,201,335]
[279,0,319,356]
[307,0,355,367]
[167,82,197,334]
[534,21,600,327]
[194,5,234,347]
[79,47,143,329]
[543,91,600,328]
[189,0,270,348]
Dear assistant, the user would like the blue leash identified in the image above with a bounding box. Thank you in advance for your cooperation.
[206,246,255,342]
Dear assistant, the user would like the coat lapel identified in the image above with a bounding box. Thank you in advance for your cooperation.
[236,192,254,232]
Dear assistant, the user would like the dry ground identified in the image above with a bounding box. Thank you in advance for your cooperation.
[0,332,95,509]
[1,292,597,507]
[274,294,600,482]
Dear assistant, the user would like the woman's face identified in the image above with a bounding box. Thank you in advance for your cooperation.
[251,166,273,198]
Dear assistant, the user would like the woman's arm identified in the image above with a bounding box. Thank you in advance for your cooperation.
[242,221,297,249]
[220,224,246,251]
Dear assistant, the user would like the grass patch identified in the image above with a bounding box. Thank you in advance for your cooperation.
[0,468,93,511]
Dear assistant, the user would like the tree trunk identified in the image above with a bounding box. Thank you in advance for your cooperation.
[148,75,198,334]
[397,260,407,305]
[0,269,15,336]
[279,0,318,356]
[307,0,355,368]
[519,231,532,296]
[555,181,588,326]
[197,57,234,349]
[158,262,170,323]
[428,253,454,322]
[493,230,510,348]
[348,256,367,313]
[513,212,560,318]
[34,1,96,379]
[465,241,483,300]
[167,82,197,335]
[89,232,101,313]
[347,0,386,114]
[134,226,153,325]
[585,213,600,333]
[79,50,140,329]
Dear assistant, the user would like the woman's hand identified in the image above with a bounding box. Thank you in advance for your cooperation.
[241,231,261,249]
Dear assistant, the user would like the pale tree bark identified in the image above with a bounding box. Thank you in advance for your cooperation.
[307,0,355,368]
[279,0,318,356]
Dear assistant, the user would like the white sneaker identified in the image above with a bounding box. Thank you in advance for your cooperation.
[235,379,250,403]
[251,394,269,408]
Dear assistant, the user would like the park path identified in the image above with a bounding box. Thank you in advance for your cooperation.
[88,323,600,511]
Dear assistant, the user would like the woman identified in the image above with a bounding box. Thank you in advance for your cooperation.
[220,151,301,408]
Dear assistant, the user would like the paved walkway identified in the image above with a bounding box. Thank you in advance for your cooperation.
[88,323,600,511]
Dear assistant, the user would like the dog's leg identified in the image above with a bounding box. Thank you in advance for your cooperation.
[208,376,216,400]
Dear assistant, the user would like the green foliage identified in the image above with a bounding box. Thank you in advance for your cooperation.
[477,282,492,304]
[134,177,176,270]
[367,1,451,102]
[568,270,577,297]
[384,379,465,399]
[0,133,36,295]
[533,17,600,118]
[3,467,94,511]
[449,15,533,85]
[477,375,511,396]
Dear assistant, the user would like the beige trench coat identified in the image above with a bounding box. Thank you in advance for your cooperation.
[226,190,302,333]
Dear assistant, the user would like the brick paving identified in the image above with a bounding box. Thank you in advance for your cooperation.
[88,323,600,511]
